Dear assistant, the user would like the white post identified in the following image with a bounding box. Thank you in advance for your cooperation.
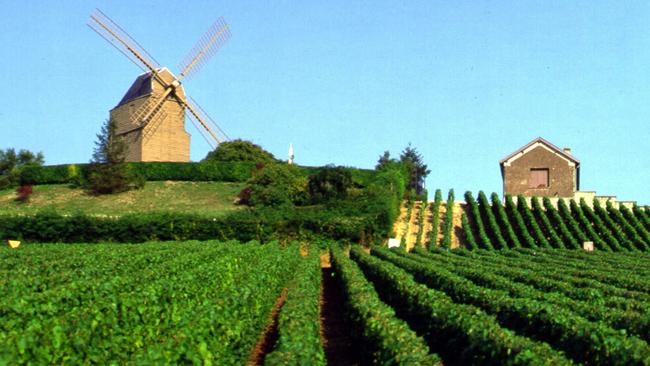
[288,143,294,165]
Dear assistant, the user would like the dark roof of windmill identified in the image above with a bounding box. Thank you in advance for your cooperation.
[116,72,153,107]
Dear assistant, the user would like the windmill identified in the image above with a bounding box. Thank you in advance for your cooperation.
[88,9,231,162]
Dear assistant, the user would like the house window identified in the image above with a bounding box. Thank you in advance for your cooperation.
[530,168,549,188]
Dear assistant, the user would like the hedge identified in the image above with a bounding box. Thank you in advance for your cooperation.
[18,162,378,186]
[0,208,384,244]
[19,162,258,185]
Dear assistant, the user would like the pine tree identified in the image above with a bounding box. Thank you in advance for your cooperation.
[88,118,137,194]
[399,144,430,196]
[375,150,395,170]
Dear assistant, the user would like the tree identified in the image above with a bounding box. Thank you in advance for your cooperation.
[375,150,396,170]
[307,165,353,204]
[87,118,139,194]
[399,144,430,196]
[0,148,44,189]
[204,139,277,163]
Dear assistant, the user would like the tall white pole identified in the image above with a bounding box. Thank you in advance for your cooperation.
[288,143,294,165]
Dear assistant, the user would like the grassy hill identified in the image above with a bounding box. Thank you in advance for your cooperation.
[0,181,245,216]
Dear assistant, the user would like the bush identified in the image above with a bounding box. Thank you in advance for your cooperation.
[204,139,277,163]
[306,165,353,204]
[247,164,306,207]
[15,185,33,202]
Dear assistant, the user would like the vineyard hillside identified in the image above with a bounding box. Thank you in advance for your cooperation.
[394,190,650,252]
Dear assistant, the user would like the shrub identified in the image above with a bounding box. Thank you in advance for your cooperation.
[248,164,306,207]
[15,185,33,202]
[204,139,277,163]
[306,165,353,204]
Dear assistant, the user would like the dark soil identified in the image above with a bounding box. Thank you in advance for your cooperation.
[247,288,288,366]
[320,264,363,366]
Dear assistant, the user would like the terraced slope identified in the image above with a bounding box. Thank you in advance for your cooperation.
[392,191,650,252]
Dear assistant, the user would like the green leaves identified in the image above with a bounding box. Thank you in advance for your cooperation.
[0,241,302,365]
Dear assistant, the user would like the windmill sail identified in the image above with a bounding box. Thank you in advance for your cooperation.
[89,9,231,162]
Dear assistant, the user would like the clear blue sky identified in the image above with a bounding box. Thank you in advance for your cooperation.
[1,1,649,203]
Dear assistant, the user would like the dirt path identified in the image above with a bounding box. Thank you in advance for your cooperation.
[450,202,464,249]
[421,203,434,249]
[320,253,361,366]
[405,201,422,251]
[392,201,408,239]
[247,288,288,365]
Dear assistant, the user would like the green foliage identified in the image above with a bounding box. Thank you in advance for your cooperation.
[582,199,626,251]
[414,201,427,248]
[0,148,44,188]
[248,164,306,207]
[306,165,353,204]
[530,197,565,249]
[87,119,139,194]
[399,144,430,197]
[440,189,454,248]
[460,212,478,250]
[353,247,572,365]
[556,198,589,246]
[491,192,521,248]
[620,204,650,245]
[373,247,650,365]
[464,191,493,249]
[516,195,552,249]
[606,200,649,251]
[331,246,441,365]
[0,241,302,365]
[569,199,611,251]
[265,249,325,365]
[19,161,258,185]
[542,197,580,249]
[204,139,277,163]
[426,189,442,249]
[413,248,650,347]
[477,191,507,249]
[505,195,537,248]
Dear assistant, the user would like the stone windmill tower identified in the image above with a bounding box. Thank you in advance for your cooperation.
[88,10,230,162]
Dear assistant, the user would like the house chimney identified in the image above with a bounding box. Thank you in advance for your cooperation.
[563,147,571,155]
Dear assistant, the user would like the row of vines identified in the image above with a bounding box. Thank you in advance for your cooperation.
[342,245,650,365]
[462,192,650,251]
[0,241,324,365]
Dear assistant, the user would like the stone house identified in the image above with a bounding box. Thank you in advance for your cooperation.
[499,137,579,198]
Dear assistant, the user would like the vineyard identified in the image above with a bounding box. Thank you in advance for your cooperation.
[2,182,650,364]
[3,240,650,364]
[393,190,650,252]
[0,241,323,365]
[342,245,650,365]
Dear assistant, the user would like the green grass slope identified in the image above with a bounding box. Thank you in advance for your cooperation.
[0,181,244,216]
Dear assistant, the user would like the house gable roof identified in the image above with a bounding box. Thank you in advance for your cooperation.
[499,137,580,167]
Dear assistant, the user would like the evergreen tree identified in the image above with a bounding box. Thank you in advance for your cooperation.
[88,119,137,194]
[399,144,430,196]
[375,150,395,170]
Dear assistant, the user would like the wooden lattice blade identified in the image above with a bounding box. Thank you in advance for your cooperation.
[178,17,231,80]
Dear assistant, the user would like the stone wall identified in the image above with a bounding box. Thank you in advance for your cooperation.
[502,145,577,197]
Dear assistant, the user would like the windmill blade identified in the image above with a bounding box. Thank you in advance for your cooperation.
[177,17,231,81]
[88,9,164,82]
[183,97,229,148]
